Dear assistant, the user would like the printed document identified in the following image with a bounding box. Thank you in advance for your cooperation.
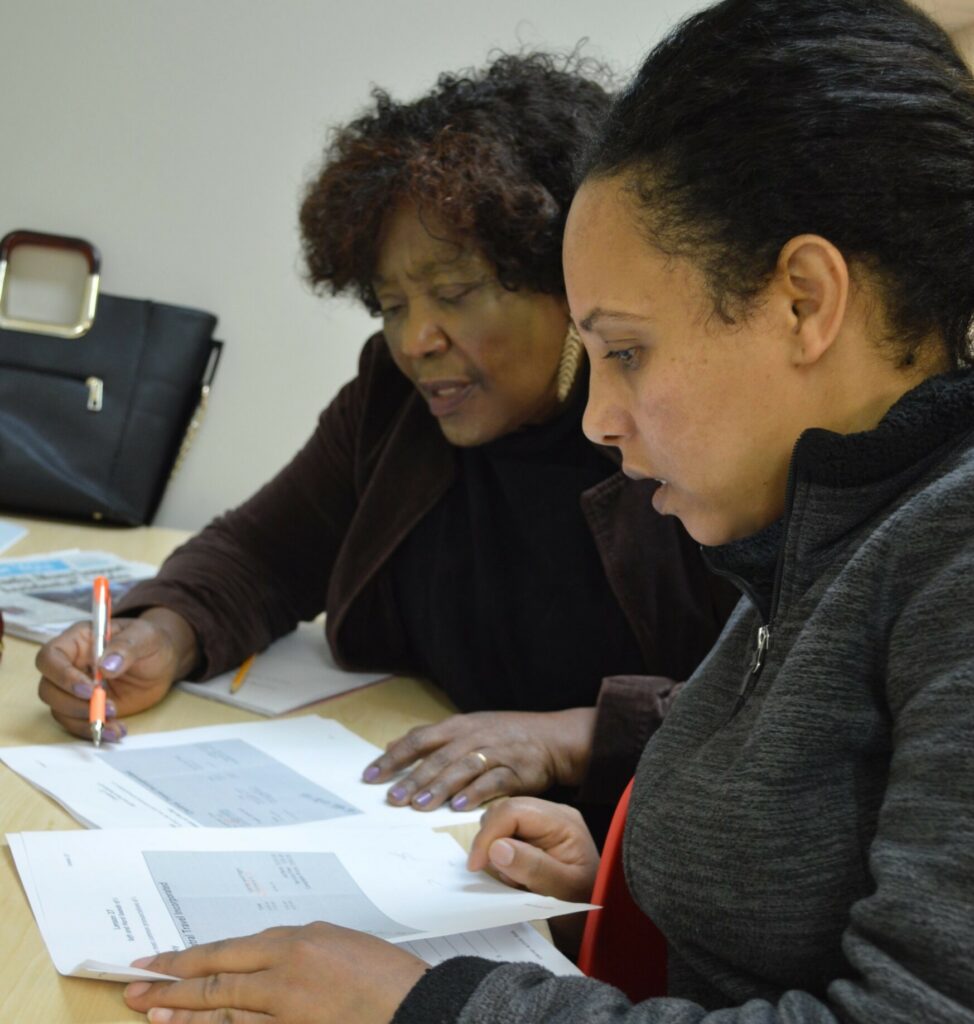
[0,548,154,642]
[0,716,480,829]
[8,824,592,980]
[178,622,388,715]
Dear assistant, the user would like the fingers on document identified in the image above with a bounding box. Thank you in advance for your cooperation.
[468,797,528,871]
[362,721,447,782]
[383,744,514,812]
[468,797,578,868]
[468,798,595,899]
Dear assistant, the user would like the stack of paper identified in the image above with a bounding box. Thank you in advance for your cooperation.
[2,716,590,981]
[9,823,589,980]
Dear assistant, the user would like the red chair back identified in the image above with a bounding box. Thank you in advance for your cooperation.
[577,778,667,1001]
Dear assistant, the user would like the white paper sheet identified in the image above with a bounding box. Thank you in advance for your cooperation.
[178,622,388,716]
[0,716,480,829]
[69,922,583,983]
[401,922,583,976]
[0,519,27,555]
[8,825,593,979]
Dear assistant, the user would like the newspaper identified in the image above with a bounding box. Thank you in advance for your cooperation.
[0,549,155,643]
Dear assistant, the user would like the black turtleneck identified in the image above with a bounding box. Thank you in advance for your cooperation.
[388,373,646,715]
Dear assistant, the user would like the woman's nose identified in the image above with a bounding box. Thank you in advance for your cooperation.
[582,377,630,448]
[399,313,449,359]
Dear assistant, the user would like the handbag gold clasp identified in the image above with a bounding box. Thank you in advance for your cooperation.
[0,230,101,339]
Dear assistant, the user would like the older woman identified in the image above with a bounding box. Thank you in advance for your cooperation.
[122,2,974,1022]
[36,53,733,827]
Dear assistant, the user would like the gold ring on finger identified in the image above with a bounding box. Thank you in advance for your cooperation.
[473,750,489,772]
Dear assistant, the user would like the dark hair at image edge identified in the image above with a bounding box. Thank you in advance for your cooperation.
[586,0,974,368]
[300,51,613,314]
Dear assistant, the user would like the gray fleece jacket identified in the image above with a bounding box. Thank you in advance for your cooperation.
[392,369,974,1024]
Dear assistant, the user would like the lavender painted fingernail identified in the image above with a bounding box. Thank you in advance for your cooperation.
[106,723,127,742]
[106,701,117,719]
[363,765,381,782]
[451,794,469,811]
[414,790,433,807]
[389,785,408,803]
[73,681,94,699]
[101,653,124,673]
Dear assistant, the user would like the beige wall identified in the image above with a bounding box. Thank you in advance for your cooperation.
[951,21,974,64]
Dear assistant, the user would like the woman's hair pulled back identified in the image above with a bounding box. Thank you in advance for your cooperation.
[300,51,612,313]
[588,0,974,367]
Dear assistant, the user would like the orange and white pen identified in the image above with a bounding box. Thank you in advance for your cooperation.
[90,576,111,747]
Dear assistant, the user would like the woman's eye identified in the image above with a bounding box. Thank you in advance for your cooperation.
[379,304,404,320]
[604,347,640,369]
[437,283,480,306]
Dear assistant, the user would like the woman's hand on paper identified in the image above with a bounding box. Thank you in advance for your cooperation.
[468,796,600,957]
[123,922,427,1024]
[36,608,198,741]
[467,796,600,905]
[361,707,597,812]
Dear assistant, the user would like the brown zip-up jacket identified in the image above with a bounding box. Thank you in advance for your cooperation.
[119,335,737,805]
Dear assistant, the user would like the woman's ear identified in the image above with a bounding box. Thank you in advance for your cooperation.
[776,234,849,366]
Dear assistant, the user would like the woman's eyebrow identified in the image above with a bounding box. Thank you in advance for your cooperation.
[373,254,482,288]
[578,308,653,333]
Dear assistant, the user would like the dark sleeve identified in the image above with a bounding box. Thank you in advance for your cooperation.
[577,675,685,806]
[115,343,373,680]
[392,958,499,1024]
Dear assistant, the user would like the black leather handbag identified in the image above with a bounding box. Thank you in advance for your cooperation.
[0,230,222,525]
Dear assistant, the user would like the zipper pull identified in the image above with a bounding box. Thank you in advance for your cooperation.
[85,376,103,412]
[731,623,772,718]
[750,624,771,677]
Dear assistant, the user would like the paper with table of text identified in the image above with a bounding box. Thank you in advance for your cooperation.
[0,716,481,829]
[8,824,591,980]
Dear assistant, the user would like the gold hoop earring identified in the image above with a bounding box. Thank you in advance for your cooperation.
[556,323,583,404]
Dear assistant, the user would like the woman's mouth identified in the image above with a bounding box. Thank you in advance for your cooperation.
[417,379,476,417]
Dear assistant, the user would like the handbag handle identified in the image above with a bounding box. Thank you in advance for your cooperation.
[0,229,101,339]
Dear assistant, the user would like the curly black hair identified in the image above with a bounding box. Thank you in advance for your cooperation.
[299,51,613,314]
[586,0,974,368]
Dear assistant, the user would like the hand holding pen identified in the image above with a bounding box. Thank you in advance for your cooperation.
[89,576,111,746]
[36,603,201,741]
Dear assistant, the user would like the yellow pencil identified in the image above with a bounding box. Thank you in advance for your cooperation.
[230,653,256,694]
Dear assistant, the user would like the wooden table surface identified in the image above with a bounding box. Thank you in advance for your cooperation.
[0,515,461,1022]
